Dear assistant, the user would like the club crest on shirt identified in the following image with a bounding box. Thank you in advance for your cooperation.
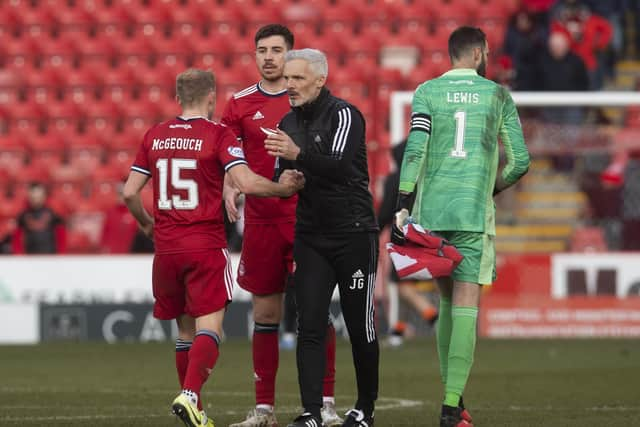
[314,135,321,143]
[227,146,245,158]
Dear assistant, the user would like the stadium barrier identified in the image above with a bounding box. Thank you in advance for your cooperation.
[1,253,640,342]
[390,91,640,146]
[0,255,347,344]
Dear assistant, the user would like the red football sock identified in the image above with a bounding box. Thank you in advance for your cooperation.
[422,307,438,322]
[253,323,279,406]
[183,330,220,407]
[175,339,192,387]
[323,322,336,398]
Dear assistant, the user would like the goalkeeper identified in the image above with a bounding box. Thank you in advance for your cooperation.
[394,26,530,427]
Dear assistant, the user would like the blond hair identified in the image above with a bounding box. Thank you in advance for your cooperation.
[176,69,215,107]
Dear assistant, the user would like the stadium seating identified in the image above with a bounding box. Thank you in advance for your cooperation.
[0,0,547,253]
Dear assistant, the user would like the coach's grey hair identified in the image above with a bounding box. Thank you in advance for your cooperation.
[285,49,329,78]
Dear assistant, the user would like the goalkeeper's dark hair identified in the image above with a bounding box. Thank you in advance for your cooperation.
[448,26,487,62]
[176,69,215,107]
[255,24,294,49]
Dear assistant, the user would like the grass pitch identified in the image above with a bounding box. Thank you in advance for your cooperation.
[1,338,639,426]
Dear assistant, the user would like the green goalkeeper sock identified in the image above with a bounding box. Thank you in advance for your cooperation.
[436,296,452,386]
[444,306,478,407]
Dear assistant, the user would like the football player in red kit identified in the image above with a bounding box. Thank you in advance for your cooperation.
[123,68,304,427]
[223,25,342,427]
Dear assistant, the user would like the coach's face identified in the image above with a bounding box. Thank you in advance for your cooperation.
[284,59,326,107]
[256,35,288,82]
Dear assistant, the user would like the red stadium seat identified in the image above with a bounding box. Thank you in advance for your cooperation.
[8,103,47,131]
[43,101,82,134]
[91,164,127,185]
[204,6,244,37]
[152,36,192,68]
[99,66,137,91]
[625,106,640,128]
[113,33,156,66]
[0,135,28,179]
[473,1,509,27]
[242,5,283,38]
[15,162,52,186]
[92,4,134,33]
[131,6,172,36]
[359,2,400,34]
[571,226,608,252]
[71,33,118,68]
[321,4,359,37]
[0,3,21,36]
[23,65,64,95]
[88,180,121,211]
[14,7,58,36]
[52,5,96,34]
[48,181,84,216]
[395,2,432,34]
[66,145,104,178]
[3,37,40,68]
[106,149,137,178]
[190,31,233,69]
[170,2,211,33]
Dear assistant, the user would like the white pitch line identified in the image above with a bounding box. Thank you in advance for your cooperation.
[0,414,167,422]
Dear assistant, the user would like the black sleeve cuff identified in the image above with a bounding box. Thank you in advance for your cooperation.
[395,191,416,212]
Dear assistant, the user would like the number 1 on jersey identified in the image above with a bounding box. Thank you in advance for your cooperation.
[451,111,467,158]
[156,158,199,210]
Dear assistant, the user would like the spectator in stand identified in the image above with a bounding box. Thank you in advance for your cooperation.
[536,31,589,124]
[581,0,626,75]
[520,0,556,31]
[503,7,548,90]
[551,0,613,89]
[12,182,66,254]
[100,183,138,254]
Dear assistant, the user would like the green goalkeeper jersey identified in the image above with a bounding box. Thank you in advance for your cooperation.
[398,68,530,235]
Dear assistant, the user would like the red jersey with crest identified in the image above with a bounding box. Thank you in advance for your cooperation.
[221,83,297,225]
[131,116,248,253]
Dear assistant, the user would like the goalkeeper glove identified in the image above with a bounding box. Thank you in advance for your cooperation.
[391,209,410,245]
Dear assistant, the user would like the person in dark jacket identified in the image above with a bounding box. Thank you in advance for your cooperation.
[12,182,66,254]
[537,31,590,124]
[265,48,379,427]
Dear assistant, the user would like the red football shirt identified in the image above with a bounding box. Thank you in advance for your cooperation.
[131,116,247,253]
[221,83,296,225]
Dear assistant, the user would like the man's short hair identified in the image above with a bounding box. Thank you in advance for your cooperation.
[285,49,329,78]
[448,26,487,62]
[176,69,215,107]
[255,24,294,49]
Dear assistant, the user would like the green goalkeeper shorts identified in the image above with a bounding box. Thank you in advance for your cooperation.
[437,230,496,285]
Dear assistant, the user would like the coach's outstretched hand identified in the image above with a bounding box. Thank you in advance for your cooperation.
[265,129,301,160]
[278,169,305,197]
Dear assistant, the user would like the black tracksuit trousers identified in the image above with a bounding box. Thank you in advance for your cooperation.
[293,231,379,419]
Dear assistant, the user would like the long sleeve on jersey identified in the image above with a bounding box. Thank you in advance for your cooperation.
[498,89,530,186]
[399,84,431,194]
[295,106,365,180]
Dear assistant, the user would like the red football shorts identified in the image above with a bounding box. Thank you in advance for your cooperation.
[152,248,233,320]
[237,222,294,295]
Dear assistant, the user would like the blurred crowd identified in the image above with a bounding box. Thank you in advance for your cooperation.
[2,0,640,255]
[501,0,638,91]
